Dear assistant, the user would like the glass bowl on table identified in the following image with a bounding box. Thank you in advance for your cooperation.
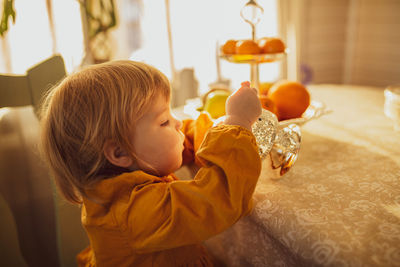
[251,109,301,179]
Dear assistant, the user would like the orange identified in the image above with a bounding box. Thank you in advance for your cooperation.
[236,40,261,55]
[267,80,310,121]
[259,82,274,96]
[258,37,285,53]
[221,39,237,55]
[259,95,278,115]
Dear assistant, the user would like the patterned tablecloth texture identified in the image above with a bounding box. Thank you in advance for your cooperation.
[205,84,400,267]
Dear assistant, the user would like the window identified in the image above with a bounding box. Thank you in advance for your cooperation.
[1,0,280,94]
[130,0,279,94]
[0,0,83,74]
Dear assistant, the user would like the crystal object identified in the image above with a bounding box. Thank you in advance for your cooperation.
[251,109,278,159]
[270,124,301,176]
[252,109,302,178]
[384,85,400,131]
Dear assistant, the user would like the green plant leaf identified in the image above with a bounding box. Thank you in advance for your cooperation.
[79,0,117,39]
[0,0,16,37]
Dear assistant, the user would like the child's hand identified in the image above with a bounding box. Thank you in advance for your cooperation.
[224,81,262,130]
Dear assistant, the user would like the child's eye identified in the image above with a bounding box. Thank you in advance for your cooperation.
[160,120,169,126]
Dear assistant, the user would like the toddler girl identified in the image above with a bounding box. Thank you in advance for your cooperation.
[40,60,262,266]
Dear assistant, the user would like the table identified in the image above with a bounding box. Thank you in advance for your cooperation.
[202,84,400,266]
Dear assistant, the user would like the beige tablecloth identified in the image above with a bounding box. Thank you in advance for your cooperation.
[205,84,400,267]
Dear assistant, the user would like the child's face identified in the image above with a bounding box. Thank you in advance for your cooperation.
[132,94,185,176]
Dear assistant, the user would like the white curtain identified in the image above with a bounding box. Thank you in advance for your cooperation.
[131,0,279,94]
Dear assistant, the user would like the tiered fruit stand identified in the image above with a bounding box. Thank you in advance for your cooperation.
[219,0,287,90]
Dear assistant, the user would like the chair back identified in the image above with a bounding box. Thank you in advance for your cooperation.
[0,55,66,116]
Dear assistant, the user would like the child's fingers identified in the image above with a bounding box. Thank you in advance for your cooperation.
[241,81,251,87]
[250,87,258,95]
[239,81,258,95]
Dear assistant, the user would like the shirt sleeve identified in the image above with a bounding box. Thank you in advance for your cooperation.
[117,125,261,253]
[181,113,214,166]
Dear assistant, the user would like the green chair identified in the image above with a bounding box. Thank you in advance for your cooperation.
[0,55,66,116]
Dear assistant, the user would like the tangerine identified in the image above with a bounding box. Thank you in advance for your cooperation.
[259,82,274,96]
[259,95,278,115]
[258,37,285,53]
[221,39,237,55]
[236,40,261,54]
[267,80,310,121]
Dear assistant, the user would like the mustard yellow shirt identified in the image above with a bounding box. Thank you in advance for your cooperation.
[77,116,261,267]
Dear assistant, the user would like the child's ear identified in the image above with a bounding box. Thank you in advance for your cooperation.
[103,140,133,168]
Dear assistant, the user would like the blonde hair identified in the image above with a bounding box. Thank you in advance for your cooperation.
[40,60,170,204]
